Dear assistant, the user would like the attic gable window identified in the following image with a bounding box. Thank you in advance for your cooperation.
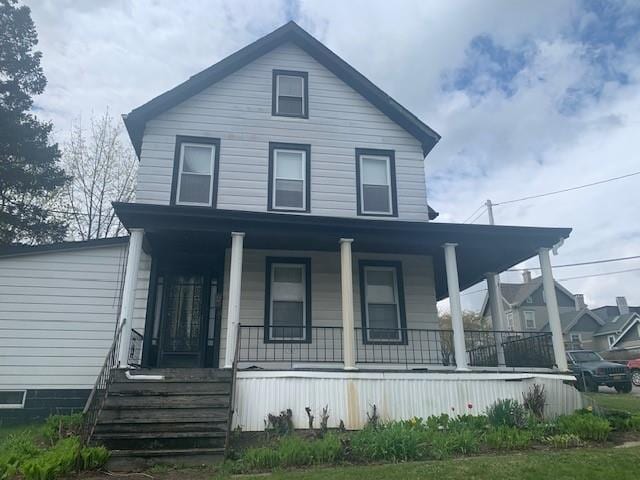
[272,70,308,118]
[171,136,220,207]
[356,148,398,216]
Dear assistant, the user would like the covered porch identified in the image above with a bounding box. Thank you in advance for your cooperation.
[113,202,572,374]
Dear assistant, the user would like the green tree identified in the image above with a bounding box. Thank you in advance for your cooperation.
[439,310,488,331]
[0,0,69,245]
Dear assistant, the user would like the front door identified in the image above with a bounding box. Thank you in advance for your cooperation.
[158,273,208,367]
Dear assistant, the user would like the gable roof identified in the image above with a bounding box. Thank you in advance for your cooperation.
[594,312,639,336]
[499,276,574,308]
[610,314,640,348]
[123,21,440,159]
[539,308,604,333]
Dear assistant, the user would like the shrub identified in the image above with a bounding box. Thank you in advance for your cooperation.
[42,414,83,446]
[485,427,532,450]
[20,437,81,480]
[556,413,611,442]
[544,434,583,449]
[449,414,488,432]
[265,409,294,437]
[0,432,41,480]
[312,434,343,464]
[429,429,480,459]
[602,411,640,432]
[486,399,527,429]
[242,446,281,471]
[277,437,314,467]
[350,423,428,462]
[522,384,546,420]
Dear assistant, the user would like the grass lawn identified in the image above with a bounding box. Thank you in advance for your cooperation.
[586,392,640,413]
[234,447,640,480]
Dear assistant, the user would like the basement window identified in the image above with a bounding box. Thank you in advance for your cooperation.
[0,390,26,409]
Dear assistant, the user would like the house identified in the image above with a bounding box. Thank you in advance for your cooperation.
[591,297,640,355]
[0,22,582,458]
[481,270,581,332]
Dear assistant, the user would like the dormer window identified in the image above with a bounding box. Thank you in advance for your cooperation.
[272,70,308,118]
[268,142,311,212]
[172,136,220,207]
[356,148,397,216]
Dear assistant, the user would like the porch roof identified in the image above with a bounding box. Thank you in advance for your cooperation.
[113,202,571,301]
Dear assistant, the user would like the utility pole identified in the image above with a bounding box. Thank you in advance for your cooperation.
[485,199,495,225]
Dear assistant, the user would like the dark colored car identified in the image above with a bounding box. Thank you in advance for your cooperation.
[628,358,640,387]
[566,350,632,393]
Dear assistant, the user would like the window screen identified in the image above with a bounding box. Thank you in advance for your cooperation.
[273,150,305,209]
[275,74,305,116]
[363,266,401,341]
[269,263,307,340]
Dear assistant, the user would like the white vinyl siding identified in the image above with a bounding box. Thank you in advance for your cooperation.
[176,142,215,206]
[219,249,438,366]
[136,43,429,221]
[0,244,150,390]
[273,149,306,210]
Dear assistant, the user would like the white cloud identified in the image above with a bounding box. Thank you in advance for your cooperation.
[24,0,640,310]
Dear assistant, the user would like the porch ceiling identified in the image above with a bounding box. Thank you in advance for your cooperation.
[113,202,571,301]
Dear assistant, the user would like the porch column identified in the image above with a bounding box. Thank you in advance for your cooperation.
[539,247,568,371]
[223,232,245,368]
[339,238,357,370]
[117,228,144,367]
[486,273,506,367]
[443,243,470,371]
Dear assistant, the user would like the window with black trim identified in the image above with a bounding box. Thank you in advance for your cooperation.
[265,257,312,342]
[268,142,311,212]
[272,70,308,118]
[359,260,406,343]
[0,390,26,408]
[171,136,220,207]
[355,149,397,216]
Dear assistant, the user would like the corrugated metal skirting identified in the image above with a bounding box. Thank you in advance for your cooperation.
[233,371,583,431]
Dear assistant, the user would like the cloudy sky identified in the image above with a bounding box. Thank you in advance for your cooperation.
[25,0,640,310]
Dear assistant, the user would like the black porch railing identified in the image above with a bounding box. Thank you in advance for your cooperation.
[237,325,344,366]
[355,328,456,366]
[237,325,556,369]
[128,329,144,367]
[465,330,555,368]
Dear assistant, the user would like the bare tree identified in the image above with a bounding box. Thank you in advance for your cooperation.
[59,111,137,240]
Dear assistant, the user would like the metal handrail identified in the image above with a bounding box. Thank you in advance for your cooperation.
[81,319,126,445]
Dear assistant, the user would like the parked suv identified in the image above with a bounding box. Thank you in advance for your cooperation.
[628,358,640,387]
[566,350,632,393]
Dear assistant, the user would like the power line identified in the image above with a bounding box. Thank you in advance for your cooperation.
[462,204,485,223]
[493,170,640,206]
[467,207,487,224]
[557,267,640,282]
[508,254,640,271]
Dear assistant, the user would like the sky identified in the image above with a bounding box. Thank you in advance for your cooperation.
[25,0,640,311]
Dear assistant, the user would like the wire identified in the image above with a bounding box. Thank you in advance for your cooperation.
[467,207,487,224]
[508,255,640,271]
[462,204,485,223]
[557,267,640,282]
[492,170,640,206]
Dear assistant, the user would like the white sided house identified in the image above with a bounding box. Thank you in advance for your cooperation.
[0,23,581,458]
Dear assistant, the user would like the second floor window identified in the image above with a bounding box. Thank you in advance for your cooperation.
[524,310,536,329]
[172,136,219,207]
[268,143,311,212]
[272,70,308,118]
[356,148,397,216]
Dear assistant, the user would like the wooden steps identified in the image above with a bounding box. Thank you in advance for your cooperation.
[93,368,233,469]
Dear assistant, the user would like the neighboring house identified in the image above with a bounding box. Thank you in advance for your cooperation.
[481,271,580,333]
[0,22,582,457]
[591,297,640,354]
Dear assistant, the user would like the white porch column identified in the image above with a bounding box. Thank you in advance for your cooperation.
[223,232,245,368]
[443,243,469,371]
[340,238,357,370]
[486,273,506,367]
[539,247,568,371]
[117,228,144,367]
